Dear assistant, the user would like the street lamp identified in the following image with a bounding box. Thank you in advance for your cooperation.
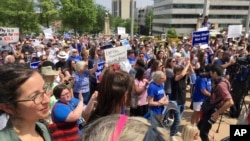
[147,15,152,35]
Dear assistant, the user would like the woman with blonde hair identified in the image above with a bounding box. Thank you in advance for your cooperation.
[82,114,170,141]
[181,124,200,141]
[73,57,98,105]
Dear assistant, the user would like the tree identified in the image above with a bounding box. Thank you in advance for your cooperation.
[110,16,138,34]
[0,0,40,35]
[90,4,107,34]
[39,0,58,28]
[60,0,97,36]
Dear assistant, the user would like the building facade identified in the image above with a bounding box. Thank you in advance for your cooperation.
[112,0,136,19]
[152,0,249,36]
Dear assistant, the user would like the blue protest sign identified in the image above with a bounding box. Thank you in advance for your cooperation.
[95,62,105,81]
[192,30,210,46]
[121,39,131,50]
[30,61,40,69]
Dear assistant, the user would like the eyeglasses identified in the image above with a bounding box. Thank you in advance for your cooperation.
[14,83,52,104]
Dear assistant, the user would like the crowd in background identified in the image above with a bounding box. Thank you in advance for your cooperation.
[0,28,250,141]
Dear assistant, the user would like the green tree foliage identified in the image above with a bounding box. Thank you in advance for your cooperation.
[60,0,97,35]
[167,28,178,38]
[110,16,138,34]
[39,0,58,28]
[91,4,107,34]
[0,0,40,35]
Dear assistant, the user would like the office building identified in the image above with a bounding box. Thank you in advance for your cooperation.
[112,0,136,19]
[152,0,249,36]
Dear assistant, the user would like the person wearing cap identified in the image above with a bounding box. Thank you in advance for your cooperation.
[182,43,192,59]
[55,51,69,71]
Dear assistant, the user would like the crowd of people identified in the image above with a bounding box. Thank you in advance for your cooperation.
[0,24,250,141]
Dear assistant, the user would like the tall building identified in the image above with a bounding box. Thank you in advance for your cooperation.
[112,0,136,19]
[152,0,249,36]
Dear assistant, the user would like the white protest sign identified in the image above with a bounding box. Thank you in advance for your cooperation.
[104,46,127,64]
[43,28,53,39]
[228,25,242,38]
[0,27,19,45]
[117,27,126,35]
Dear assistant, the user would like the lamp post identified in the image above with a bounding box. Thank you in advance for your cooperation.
[245,1,250,36]
[131,0,135,39]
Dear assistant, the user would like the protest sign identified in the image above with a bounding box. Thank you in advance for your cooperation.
[120,39,131,50]
[43,28,53,39]
[104,46,127,65]
[192,30,210,46]
[117,27,126,35]
[0,27,19,45]
[95,62,105,81]
[30,61,40,69]
[228,25,242,38]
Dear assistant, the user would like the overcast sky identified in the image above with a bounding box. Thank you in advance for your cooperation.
[94,0,153,12]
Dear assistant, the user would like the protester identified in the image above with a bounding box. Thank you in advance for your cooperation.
[147,71,168,121]
[169,59,194,141]
[73,60,98,105]
[0,63,51,140]
[130,67,149,117]
[51,84,98,138]
[88,69,133,123]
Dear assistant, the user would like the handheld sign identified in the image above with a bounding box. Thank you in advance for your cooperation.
[192,30,210,46]
[100,44,113,50]
[104,46,127,65]
[30,61,40,69]
[120,39,131,50]
[0,27,19,46]
[228,25,243,38]
[95,61,105,81]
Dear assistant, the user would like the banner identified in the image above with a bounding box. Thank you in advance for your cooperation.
[95,62,105,81]
[117,27,126,35]
[120,39,131,50]
[43,28,53,39]
[228,25,242,38]
[104,46,127,64]
[192,30,210,46]
[0,27,19,45]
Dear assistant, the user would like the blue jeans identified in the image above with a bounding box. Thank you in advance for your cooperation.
[73,91,90,105]
[170,101,185,136]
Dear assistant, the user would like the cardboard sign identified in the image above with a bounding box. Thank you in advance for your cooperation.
[192,30,210,46]
[104,46,127,65]
[95,61,105,81]
[117,27,126,35]
[0,27,19,45]
[228,25,243,38]
[43,28,53,39]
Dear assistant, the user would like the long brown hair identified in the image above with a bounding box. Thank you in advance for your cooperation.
[88,69,133,122]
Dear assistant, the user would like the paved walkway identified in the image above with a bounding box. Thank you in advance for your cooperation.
[173,91,250,141]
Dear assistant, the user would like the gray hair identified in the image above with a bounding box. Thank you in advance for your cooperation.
[151,71,165,82]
